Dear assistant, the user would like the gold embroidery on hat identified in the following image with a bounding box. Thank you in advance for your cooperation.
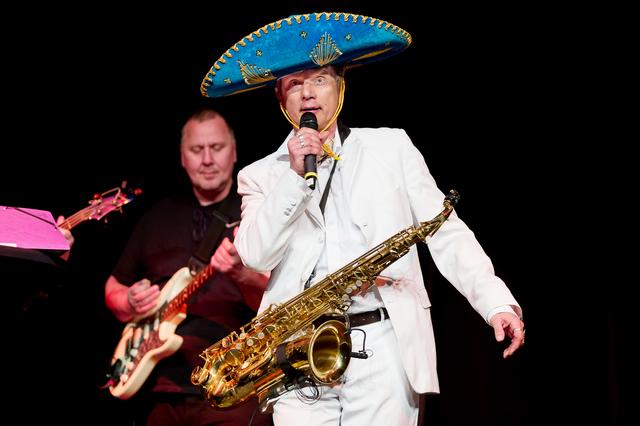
[352,47,393,62]
[238,60,276,85]
[227,84,267,96]
[310,32,342,67]
[201,74,214,95]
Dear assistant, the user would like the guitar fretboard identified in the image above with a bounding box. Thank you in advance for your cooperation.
[162,264,215,321]
[59,205,101,229]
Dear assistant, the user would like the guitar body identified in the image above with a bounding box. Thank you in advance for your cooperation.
[109,267,193,399]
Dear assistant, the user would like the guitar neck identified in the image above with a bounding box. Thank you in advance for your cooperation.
[162,264,216,320]
[58,187,137,231]
[58,205,97,230]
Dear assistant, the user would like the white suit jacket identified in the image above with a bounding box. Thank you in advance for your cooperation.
[235,127,521,393]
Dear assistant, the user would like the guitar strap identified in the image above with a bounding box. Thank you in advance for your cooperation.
[187,185,240,275]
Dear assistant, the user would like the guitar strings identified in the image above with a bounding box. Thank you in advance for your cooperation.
[59,196,128,229]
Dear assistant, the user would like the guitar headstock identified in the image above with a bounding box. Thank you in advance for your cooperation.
[58,182,141,230]
[87,182,141,222]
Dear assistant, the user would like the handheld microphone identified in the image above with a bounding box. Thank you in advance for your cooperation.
[300,112,318,190]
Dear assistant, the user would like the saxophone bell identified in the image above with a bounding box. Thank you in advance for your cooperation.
[256,318,352,412]
[305,319,352,384]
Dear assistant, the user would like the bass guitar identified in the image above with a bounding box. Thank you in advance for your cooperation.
[107,263,216,399]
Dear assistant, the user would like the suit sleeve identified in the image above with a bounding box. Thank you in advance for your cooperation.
[235,164,313,272]
[396,130,522,320]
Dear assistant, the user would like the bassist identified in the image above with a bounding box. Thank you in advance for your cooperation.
[104,108,272,426]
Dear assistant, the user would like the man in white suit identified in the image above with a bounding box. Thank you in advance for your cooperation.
[200,11,525,426]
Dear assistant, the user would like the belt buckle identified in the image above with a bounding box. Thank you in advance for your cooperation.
[377,307,386,321]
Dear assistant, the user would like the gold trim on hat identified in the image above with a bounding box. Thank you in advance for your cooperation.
[226,84,267,96]
[238,60,276,85]
[310,32,343,67]
[352,47,393,62]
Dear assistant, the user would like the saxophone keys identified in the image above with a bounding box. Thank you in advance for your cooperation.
[224,349,245,366]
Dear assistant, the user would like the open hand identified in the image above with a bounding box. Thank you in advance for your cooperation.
[490,312,525,358]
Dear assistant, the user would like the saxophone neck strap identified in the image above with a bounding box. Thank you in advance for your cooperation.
[306,124,350,289]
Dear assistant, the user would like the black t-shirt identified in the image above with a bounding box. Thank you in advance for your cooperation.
[112,189,255,394]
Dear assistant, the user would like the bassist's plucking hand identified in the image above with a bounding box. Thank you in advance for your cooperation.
[127,279,160,316]
[105,276,160,322]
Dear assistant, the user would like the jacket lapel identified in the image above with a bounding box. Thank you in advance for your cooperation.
[341,131,364,202]
[306,193,324,228]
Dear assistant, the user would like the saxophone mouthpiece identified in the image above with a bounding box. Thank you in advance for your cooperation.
[445,189,460,207]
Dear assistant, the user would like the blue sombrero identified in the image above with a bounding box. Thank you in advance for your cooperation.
[201,12,412,98]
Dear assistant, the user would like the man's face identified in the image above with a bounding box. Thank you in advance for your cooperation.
[277,66,341,130]
[180,116,236,199]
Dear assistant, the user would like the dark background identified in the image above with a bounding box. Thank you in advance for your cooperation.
[3,2,622,425]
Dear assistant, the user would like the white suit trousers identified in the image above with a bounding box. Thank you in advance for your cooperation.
[273,318,420,426]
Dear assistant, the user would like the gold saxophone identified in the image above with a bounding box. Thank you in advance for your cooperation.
[191,190,460,412]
